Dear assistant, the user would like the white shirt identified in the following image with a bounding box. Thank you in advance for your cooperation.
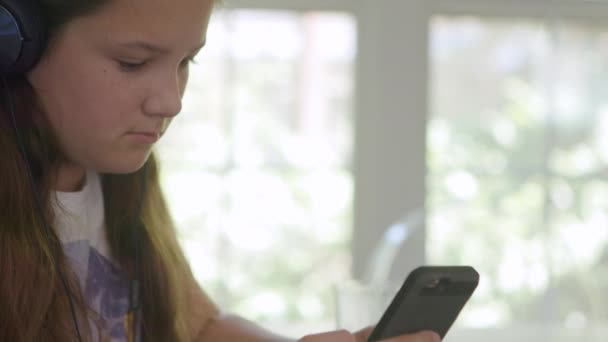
[53,169,139,342]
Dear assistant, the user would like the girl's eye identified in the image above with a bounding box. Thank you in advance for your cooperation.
[118,56,197,72]
[180,56,198,69]
[118,60,146,71]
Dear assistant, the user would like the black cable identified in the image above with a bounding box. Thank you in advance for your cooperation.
[131,164,147,342]
[1,77,83,342]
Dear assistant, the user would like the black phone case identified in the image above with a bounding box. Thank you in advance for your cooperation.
[367,266,479,341]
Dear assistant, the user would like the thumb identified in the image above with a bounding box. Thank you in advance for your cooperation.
[380,331,441,342]
[299,330,355,342]
[353,326,374,341]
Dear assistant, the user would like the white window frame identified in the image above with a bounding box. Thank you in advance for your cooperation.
[217,0,608,339]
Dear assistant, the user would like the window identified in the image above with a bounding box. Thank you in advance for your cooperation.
[429,16,608,337]
[156,8,356,335]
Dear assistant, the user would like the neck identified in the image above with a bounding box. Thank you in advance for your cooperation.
[54,163,87,192]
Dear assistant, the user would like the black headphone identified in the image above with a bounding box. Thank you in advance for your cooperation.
[0,0,46,76]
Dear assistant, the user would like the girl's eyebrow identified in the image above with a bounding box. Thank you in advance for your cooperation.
[117,40,206,54]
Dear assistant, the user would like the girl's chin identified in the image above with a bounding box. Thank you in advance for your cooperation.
[97,153,152,174]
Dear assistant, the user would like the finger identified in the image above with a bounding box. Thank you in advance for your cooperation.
[380,331,441,342]
[299,330,356,342]
[353,326,374,341]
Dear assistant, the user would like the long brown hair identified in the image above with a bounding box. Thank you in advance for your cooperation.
[0,1,197,340]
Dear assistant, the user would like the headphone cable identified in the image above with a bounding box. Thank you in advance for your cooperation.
[131,164,147,341]
[1,77,84,342]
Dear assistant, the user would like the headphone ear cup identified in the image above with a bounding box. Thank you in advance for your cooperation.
[0,0,46,76]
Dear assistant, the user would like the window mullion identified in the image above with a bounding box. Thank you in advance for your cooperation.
[352,0,430,282]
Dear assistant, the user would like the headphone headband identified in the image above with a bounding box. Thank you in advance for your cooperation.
[0,0,46,76]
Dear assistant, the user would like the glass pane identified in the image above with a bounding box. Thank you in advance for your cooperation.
[156,9,356,333]
[429,16,608,340]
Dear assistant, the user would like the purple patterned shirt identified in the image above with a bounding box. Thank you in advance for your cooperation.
[53,170,140,342]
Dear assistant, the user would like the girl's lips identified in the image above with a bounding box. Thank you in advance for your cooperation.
[128,132,160,144]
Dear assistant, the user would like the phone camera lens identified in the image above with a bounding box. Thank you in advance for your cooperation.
[425,279,440,289]
[437,278,451,292]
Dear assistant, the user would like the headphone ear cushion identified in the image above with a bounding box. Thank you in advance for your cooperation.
[0,0,46,75]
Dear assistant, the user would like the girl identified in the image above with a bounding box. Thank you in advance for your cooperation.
[0,0,440,341]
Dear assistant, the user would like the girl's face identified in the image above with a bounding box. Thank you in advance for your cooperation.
[27,0,213,175]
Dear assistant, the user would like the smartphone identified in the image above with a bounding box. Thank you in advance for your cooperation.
[367,266,479,341]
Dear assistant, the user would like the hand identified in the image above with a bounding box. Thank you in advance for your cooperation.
[298,326,440,342]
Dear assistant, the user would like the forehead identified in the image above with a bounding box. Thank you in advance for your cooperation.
[75,0,213,47]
